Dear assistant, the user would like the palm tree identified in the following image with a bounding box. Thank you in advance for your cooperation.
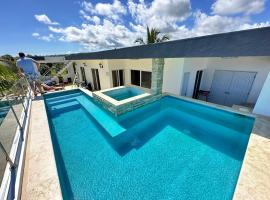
[135,26,170,45]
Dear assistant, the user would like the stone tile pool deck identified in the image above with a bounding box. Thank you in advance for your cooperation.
[233,115,270,200]
[21,96,62,200]
[21,90,270,200]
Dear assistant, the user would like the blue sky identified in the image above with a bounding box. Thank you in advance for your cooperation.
[1,0,270,56]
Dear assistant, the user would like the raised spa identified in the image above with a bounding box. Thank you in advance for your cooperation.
[102,86,145,101]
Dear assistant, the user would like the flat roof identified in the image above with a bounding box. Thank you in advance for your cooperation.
[65,26,270,60]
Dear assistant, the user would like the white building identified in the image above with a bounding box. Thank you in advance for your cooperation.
[44,27,270,116]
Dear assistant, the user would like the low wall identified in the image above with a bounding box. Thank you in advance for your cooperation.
[92,93,162,116]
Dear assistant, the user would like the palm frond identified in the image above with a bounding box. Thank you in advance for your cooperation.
[137,26,169,45]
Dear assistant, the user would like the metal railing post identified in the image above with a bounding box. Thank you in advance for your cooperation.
[0,142,16,169]
[18,81,28,117]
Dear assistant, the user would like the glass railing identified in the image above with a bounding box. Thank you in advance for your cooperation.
[0,77,31,199]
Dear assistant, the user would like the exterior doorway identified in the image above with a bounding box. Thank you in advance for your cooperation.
[209,70,256,106]
[91,68,101,91]
[192,70,203,99]
[112,70,124,87]
[181,72,190,96]
[80,67,86,84]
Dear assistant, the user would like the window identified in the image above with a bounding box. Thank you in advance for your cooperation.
[131,70,140,86]
[130,70,152,89]
[141,71,152,89]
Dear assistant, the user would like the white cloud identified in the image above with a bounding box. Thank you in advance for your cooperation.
[32,32,54,41]
[81,0,126,21]
[49,20,135,50]
[191,11,248,36]
[81,1,93,13]
[212,0,266,15]
[239,21,270,29]
[80,10,101,24]
[34,14,59,25]
[34,1,270,51]
[91,16,101,25]
[32,32,40,37]
[171,11,270,39]
[128,0,191,31]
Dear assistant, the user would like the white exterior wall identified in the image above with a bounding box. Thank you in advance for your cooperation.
[199,56,270,104]
[74,60,111,89]
[63,65,75,82]
[161,58,208,97]
[182,58,208,97]
[73,59,153,89]
[71,56,270,105]
[162,58,184,95]
[124,59,152,85]
[253,72,270,116]
[108,59,152,86]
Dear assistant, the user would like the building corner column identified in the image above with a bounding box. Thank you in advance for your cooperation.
[151,58,165,94]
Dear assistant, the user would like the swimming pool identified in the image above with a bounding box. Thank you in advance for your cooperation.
[0,105,10,125]
[44,89,254,200]
[102,86,145,101]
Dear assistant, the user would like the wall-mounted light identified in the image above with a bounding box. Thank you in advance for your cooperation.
[99,62,103,68]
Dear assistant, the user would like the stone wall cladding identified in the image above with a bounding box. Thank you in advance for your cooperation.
[92,92,162,116]
[151,58,164,94]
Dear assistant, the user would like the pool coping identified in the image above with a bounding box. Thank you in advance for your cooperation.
[164,92,256,118]
[22,89,270,200]
[21,96,62,200]
[233,115,270,200]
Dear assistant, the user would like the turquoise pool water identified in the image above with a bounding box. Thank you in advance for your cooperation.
[44,90,254,200]
[103,86,145,101]
[0,105,10,125]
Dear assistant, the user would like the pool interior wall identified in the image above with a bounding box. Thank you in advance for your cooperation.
[44,89,254,200]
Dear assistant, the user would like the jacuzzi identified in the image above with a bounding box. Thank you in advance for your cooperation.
[103,86,145,101]
[92,86,155,116]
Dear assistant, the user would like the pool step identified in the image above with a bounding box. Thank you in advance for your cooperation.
[167,108,248,143]
[0,106,10,117]
[76,96,126,137]
[50,101,81,115]
[46,92,81,103]
[47,98,77,106]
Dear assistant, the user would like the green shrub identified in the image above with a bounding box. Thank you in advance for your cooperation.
[0,64,19,92]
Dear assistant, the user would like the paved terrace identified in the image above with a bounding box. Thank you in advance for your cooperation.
[21,96,61,200]
[21,90,270,200]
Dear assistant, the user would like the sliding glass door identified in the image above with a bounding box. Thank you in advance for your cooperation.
[131,70,140,86]
[91,68,101,91]
[131,70,151,89]
[112,70,124,87]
